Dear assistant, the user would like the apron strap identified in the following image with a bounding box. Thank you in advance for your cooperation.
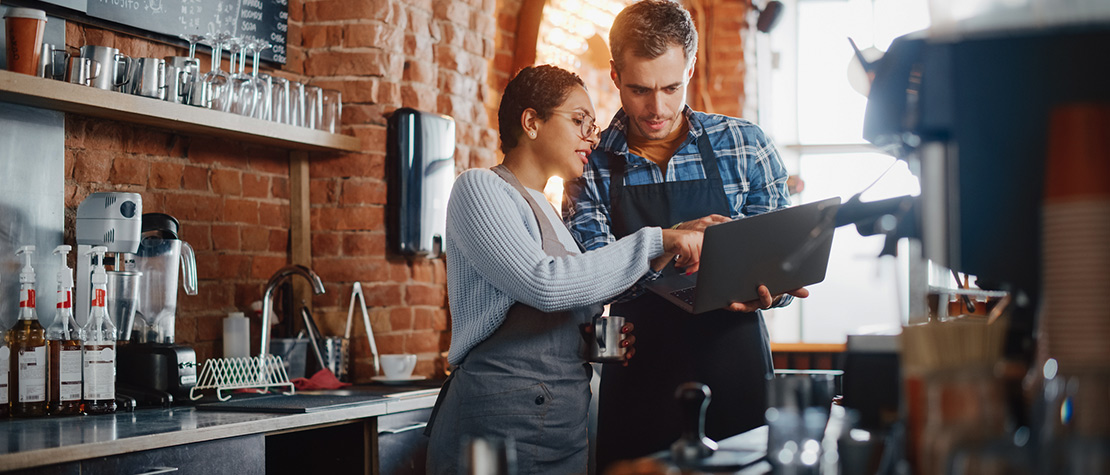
[491,164,577,256]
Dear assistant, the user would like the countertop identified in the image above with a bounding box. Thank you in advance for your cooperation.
[0,384,441,472]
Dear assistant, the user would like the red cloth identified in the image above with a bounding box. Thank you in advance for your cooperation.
[291,369,352,390]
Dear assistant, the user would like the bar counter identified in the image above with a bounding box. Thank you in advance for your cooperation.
[0,387,439,473]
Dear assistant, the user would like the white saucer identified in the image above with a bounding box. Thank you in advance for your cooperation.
[371,375,428,385]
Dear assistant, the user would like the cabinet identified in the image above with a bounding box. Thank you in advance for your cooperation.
[9,435,265,475]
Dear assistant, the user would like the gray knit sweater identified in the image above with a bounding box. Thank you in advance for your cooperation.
[445,168,664,364]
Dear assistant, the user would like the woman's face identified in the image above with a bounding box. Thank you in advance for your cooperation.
[535,86,600,181]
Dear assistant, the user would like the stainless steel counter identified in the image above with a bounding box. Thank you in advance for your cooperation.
[0,387,439,472]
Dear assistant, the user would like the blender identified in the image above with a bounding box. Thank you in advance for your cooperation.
[116,213,198,406]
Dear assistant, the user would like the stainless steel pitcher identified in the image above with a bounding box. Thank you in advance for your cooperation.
[78,45,131,91]
[127,57,166,99]
[589,315,628,363]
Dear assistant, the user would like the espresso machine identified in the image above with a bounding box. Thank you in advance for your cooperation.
[117,213,198,406]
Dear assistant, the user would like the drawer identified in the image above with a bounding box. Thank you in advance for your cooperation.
[375,408,432,475]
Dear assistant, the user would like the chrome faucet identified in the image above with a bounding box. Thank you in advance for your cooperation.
[258,265,326,368]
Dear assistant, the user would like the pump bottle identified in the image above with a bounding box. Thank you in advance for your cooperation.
[46,245,83,416]
[9,245,48,417]
[81,246,116,414]
[0,272,9,418]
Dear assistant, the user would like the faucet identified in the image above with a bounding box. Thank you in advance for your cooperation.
[258,265,326,369]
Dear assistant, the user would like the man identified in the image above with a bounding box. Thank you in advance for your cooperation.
[563,0,809,469]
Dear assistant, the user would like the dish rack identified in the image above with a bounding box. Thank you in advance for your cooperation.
[189,355,296,401]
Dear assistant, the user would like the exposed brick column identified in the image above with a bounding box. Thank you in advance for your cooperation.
[302,0,499,380]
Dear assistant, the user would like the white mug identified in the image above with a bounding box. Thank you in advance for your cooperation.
[379,353,417,379]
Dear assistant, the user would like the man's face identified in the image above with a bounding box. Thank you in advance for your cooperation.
[611,44,695,140]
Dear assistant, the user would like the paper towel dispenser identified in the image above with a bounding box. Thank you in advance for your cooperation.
[387,108,456,257]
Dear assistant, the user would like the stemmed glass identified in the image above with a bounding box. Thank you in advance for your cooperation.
[201,32,233,111]
[176,33,205,106]
[247,40,273,120]
[225,37,255,115]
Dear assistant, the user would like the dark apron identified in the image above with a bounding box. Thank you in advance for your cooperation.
[426,165,593,475]
[595,126,774,471]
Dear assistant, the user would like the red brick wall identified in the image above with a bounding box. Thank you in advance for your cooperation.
[688,0,752,117]
[60,0,505,382]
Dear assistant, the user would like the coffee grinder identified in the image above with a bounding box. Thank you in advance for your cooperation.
[117,213,198,406]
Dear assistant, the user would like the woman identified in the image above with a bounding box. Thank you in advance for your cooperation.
[424,65,702,474]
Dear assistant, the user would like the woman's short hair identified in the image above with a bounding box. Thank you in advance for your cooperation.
[498,64,585,154]
[609,0,698,73]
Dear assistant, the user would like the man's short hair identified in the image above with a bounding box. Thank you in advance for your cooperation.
[609,0,698,72]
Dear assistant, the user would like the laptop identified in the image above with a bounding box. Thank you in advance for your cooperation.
[647,197,841,314]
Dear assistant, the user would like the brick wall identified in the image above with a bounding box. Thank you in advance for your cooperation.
[688,0,752,118]
[60,0,507,382]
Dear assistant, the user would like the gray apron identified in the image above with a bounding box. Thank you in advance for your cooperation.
[426,165,593,475]
[595,123,774,471]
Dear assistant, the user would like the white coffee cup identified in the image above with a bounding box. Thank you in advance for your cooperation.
[380,353,417,379]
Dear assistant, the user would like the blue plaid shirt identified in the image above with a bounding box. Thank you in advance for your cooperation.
[563,106,793,303]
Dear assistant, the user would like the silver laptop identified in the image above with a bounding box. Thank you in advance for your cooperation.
[648,197,841,314]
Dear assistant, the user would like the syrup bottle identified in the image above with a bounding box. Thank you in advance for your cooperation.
[46,245,83,416]
[81,246,116,415]
[0,271,9,418]
[9,245,48,417]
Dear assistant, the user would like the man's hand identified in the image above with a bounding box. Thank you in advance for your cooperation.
[660,229,703,274]
[672,214,731,233]
[725,285,810,312]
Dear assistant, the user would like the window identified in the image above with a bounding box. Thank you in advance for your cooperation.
[759,0,930,342]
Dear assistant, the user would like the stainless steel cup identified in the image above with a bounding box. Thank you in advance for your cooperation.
[37,43,68,80]
[127,57,166,99]
[589,315,627,363]
[66,56,101,86]
[79,45,131,91]
[164,56,200,104]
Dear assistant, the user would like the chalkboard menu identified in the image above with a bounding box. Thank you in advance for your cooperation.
[85,0,288,63]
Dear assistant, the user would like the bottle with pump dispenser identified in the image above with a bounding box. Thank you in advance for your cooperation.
[82,246,117,414]
[9,245,48,417]
[0,271,9,418]
[46,245,83,416]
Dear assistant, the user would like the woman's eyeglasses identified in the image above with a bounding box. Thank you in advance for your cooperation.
[550,109,599,142]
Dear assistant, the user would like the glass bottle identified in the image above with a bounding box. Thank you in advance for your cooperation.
[81,246,116,415]
[9,246,48,417]
[47,245,83,416]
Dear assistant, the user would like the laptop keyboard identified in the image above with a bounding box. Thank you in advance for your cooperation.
[670,287,696,306]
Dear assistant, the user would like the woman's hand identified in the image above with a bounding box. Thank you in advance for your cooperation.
[660,229,703,274]
[580,321,637,365]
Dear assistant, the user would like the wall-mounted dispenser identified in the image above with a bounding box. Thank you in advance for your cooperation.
[386,108,456,257]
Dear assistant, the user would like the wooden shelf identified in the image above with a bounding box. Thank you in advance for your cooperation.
[0,69,362,153]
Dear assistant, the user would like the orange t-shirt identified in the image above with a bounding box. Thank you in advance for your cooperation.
[627,120,690,177]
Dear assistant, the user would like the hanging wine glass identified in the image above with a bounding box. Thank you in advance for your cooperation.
[248,40,273,120]
[201,32,233,111]
[224,37,252,115]
[174,33,205,106]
